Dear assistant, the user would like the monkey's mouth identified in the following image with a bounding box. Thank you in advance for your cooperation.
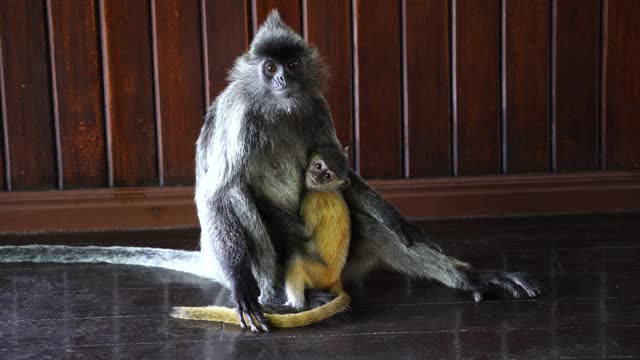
[273,88,292,98]
[305,173,320,189]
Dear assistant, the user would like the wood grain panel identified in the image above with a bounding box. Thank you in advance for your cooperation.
[0,0,57,190]
[0,106,5,191]
[554,0,600,172]
[49,0,107,188]
[2,171,639,232]
[603,0,640,170]
[504,0,550,173]
[453,0,501,175]
[153,0,204,185]
[353,0,402,179]
[404,0,451,178]
[305,0,353,154]
[0,69,5,190]
[253,0,301,35]
[202,0,249,103]
[101,0,158,186]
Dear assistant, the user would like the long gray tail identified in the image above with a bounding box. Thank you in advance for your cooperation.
[0,245,222,282]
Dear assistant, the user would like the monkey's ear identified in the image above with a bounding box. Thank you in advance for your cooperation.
[342,177,351,189]
[343,146,350,157]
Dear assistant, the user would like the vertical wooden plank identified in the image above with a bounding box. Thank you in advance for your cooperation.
[203,0,249,103]
[603,0,640,169]
[353,0,402,179]
[305,0,353,153]
[554,0,600,172]
[102,0,158,186]
[0,85,5,191]
[404,0,451,178]
[504,0,550,173]
[253,0,302,34]
[0,47,6,190]
[153,0,204,185]
[0,0,57,190]
[453,0,501,176]
[49,0,107,188]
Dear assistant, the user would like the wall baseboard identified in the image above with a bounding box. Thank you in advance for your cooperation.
[1,171,639,233]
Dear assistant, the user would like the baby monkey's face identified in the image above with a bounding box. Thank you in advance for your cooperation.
[305,158,347,192]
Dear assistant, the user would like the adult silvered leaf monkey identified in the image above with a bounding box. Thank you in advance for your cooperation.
[0,10,539,332]
[187,10,538,331]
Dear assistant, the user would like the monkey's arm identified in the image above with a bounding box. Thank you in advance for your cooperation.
[342,171,418,246]
[196,107,276,332]
[199,181,272,332]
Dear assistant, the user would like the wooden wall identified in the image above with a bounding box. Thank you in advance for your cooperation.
[0,0,639,232]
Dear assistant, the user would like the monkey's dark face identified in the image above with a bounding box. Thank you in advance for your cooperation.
[260,56,304,101]
[233,12,327,114]
[305,158,348,192]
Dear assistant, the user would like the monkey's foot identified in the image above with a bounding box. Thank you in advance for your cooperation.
[467,270,541,302]
[306,289,336,308]
[232,282,270,332]
[284,299,306,310]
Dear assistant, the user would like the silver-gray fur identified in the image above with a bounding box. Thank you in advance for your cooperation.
[0,10,539,333]
[193,11,341,332]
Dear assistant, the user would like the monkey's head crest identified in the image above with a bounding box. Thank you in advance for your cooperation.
[231,10,328,114]
[250,11,305,57]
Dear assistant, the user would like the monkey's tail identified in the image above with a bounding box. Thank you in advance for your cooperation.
[0,245,222,281]
[171,291,351,328]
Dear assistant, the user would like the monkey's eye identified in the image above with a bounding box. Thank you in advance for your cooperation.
[314,162,322,170]
[288,60,298,70]
[324,172,333,181]
[264,62,277,75]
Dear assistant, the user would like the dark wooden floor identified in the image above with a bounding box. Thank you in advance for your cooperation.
[1,212,639,359]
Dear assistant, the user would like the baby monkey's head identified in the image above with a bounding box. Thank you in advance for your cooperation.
[305,145,350,192]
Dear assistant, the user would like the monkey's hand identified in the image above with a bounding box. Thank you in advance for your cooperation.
[467,270,541,302]
[232,275,270,332]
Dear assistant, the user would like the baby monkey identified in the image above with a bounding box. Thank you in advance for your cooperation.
[172,145,352,329]
[285,145,351,310]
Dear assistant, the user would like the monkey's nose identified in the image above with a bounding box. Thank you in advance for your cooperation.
[274,75,286,89]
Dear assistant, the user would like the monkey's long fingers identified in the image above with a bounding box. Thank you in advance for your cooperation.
[236,308,248,331]
[239,301,260,333]
[235,304,249,331]
[246,313,260,333]
[506,272,541,298]
[488,273,525,299]
[249,301,270,332]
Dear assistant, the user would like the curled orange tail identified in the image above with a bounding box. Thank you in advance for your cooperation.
[171,291,350,328]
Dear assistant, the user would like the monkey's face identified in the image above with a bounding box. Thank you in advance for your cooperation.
[305,158,347,192]
[260,57,304,104]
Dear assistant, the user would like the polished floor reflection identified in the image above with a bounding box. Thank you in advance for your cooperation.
[1,212,639,359]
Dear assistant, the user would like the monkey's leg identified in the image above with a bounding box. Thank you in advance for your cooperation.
[295,259,342,309]
[301,260,339,290]
[345,213,540,301]
[229,187,280,305]
[285,257,308,309]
